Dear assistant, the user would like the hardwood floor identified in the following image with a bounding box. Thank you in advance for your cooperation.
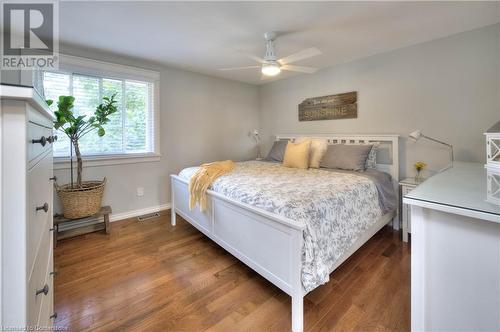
[54,212,410,331]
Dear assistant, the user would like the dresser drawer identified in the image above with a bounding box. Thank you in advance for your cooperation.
[402,186,414,195]
[28,218,53,287]
[402,186,413,234]
[28,103,53,128]
[28,121,54,163]
[37,280,54,330]
[28,246,53,327]
[27,151,53,272]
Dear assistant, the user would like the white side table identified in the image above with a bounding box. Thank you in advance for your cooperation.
[399,177,424,242]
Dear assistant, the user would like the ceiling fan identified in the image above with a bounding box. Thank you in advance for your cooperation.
[219,32,322,78]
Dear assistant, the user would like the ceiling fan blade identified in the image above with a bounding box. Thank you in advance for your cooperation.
[281,64,318,74]
[218,65,260,71]
[234,49,265,64]
[278,47,322,65]
[243,53,265,64]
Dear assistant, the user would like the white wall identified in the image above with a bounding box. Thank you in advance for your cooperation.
[54,44,260,216]
[259,24,500,179]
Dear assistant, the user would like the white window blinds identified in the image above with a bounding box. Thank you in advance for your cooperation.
[43,70,156,158]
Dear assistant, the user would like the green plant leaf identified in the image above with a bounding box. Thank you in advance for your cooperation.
[52,93,118,148]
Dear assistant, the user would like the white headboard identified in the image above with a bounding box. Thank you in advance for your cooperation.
[275,134,400,187]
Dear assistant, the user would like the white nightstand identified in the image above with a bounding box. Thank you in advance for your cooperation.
[400,177,424,242]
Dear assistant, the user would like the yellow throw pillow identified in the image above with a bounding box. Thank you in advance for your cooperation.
[283,140,311,169]
[295,137,328,168]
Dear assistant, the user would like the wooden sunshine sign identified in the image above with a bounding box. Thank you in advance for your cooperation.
[298,91,357,121]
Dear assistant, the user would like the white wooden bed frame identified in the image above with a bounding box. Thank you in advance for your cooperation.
[170,134,399,331]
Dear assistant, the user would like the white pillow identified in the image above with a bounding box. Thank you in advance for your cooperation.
[295,137,328,168]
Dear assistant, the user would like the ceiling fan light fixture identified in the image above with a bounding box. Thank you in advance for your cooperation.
[218,31,321,79]
[261,63,281,76]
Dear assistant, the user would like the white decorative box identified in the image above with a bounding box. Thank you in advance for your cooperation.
[487,169,500,205]
[485,120,500,172]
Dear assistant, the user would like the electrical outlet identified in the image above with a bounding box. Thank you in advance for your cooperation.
[137,187,144,197]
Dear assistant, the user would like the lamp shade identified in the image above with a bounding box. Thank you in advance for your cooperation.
[409,130,422,142]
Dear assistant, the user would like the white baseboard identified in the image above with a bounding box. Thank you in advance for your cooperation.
[109,203,171,222]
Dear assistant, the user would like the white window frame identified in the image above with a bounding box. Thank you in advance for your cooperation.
[48,54,161,169]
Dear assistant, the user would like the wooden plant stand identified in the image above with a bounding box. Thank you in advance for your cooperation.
[53,206,111,247]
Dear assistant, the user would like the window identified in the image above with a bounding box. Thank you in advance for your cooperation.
[42,55,160,166]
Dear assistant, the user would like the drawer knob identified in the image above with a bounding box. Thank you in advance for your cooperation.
[49,227,56,232]
[36,284,49,296]
[50,271,58,277]
[47,135,58,144]
[49,176,57,181]
[32,136,47,146]
[36,203,49,213]
[50,312,57,320]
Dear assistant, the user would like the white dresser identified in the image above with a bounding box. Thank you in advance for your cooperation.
[404,162,500,331]
[1,85,56,329]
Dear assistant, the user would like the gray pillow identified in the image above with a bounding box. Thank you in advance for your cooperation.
[265,140,288,162]
[320,144,373,171]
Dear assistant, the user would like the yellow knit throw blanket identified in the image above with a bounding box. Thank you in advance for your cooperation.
[189,160,235,211]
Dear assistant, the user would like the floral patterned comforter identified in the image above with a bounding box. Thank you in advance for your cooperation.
[179,161,392,291]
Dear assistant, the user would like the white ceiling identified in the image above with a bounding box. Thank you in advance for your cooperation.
[59,1,500,85]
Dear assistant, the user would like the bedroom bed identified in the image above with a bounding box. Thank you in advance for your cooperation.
[170,134,399,332]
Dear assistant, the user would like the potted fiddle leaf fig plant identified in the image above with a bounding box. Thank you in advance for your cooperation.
[47,94,118,219]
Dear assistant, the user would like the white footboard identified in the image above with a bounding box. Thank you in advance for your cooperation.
[171,175,306,331]
[170,173,394,331]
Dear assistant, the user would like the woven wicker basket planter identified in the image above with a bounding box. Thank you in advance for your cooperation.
[56,178,106,219]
